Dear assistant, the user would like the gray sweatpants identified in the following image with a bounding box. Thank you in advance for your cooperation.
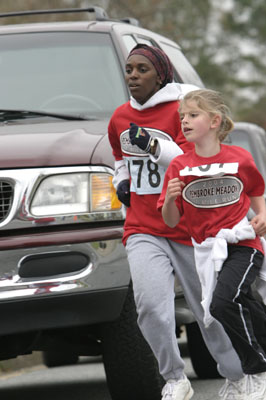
[126,234,243,381]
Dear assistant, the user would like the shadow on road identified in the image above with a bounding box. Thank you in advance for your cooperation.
[0,356,111,400]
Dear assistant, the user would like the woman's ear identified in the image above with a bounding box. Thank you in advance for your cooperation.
[156,75,162,86]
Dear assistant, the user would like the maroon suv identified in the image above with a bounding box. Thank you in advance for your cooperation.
[2,7,265,400]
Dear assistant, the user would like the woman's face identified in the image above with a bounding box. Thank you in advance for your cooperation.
[125,54,161,105]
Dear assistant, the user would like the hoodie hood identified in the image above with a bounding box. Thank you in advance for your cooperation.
[129,82,199,111]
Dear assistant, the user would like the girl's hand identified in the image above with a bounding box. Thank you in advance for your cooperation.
[162,178,184,228]
[250,212,266,237]
[165,178,185,203]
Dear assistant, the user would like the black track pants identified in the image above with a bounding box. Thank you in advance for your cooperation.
[210,245,266,374]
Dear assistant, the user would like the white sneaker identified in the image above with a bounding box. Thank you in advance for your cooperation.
[245,372,266,399]
[161,376,194,400]
[219,377,246,399]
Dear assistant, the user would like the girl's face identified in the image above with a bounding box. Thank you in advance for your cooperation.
[125,54,161,105]
[179,100,219,144]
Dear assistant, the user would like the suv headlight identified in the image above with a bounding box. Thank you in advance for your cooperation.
[30,172,121,216]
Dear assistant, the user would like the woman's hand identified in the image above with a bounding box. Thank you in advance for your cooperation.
[116,179,130,207]
[129,122,152,152]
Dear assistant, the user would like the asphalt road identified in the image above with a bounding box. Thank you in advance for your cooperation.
[0,354,225,400]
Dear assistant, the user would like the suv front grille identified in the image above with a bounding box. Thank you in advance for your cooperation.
[0,181,14,222]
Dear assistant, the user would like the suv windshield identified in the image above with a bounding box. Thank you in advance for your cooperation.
[0,32,128,118]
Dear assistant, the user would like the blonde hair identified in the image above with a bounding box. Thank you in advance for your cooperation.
[180,89,234,141]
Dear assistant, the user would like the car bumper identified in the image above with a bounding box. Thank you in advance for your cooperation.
[0,285,129,335]
[0,231,130,335]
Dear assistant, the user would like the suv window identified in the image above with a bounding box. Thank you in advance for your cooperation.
[0,31,128,118]
[122,34,138,53]
[160,42,204,87]
[225,129,266,178]
[122,34,157,54]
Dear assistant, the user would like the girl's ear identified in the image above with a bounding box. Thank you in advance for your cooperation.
[211,114,222,129]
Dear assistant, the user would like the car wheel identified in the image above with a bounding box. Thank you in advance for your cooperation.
[186,322,222,379]
[42,350,79,367]
[100,283,164,400]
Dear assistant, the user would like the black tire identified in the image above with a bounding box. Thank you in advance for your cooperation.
[42,350,79,367]
[100,283,164,400]
[186,322,222,379]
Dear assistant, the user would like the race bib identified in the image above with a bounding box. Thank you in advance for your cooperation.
[180,162,239,177]
[120,127,172,195]
[127,156,166,195]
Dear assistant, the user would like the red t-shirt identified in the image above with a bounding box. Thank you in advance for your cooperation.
[158,144,265,253]
[108,100,194,245]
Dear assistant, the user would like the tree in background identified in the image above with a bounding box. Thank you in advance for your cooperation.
[106,0,266,127]
[218,0,266,127]
[0,0,265,127]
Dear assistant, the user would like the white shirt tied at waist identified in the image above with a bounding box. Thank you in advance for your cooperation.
[192,217,266,328]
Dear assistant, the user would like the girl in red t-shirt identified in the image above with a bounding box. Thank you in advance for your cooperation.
[160,89,266,399]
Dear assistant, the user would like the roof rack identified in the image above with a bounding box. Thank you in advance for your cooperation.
[0,7,141,27]
[120,17,140,27]
[0,7,109,21]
